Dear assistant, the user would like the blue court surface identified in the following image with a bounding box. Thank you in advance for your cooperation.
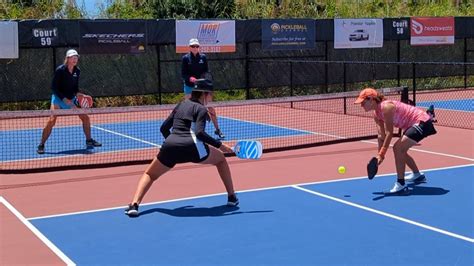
[29,165,474,265]
[417,99,473,112]
[1,117,309,162]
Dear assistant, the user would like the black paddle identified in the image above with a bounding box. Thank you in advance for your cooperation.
[367,157,378,180]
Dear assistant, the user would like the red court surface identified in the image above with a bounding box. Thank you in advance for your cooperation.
[1,125,472,265]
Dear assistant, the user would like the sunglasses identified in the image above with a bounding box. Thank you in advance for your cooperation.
[190,45,200,48]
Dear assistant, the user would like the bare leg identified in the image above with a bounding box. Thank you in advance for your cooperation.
[393,137,417,182]
[40,104,59,145]
[207,107,220,132]
[78,114,92,140]
[405,153,420,174]
[200,146,235,196]
[131,158,171,204]
[40,116,57,144]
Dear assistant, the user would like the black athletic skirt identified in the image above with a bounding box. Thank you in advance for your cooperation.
[404,119,437,143]
[157,143,210,168]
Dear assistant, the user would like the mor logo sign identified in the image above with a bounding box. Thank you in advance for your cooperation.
[32,28,58,46]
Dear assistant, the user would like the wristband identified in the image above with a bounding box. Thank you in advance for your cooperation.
[378,147,388,158]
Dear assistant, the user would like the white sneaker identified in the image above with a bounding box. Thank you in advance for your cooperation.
[405,172,426,183]
[384,182,407,194]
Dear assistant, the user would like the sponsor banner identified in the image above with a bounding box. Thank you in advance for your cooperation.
[18,20,66,47]
[32,27,59,47]
[79,21,147,54]
[334,19,383,49]
[176,20,235,53]
[384,18,410,40]
[410,17,455,46]
[261,19,315,50]
[0,21,19,59]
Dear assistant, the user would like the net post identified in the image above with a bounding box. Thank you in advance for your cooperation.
[401,86,409,104]
[397,86,410,137]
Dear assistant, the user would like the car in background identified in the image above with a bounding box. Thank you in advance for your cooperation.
[349,29,369,41]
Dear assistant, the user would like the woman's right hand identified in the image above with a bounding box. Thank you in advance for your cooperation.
[63,98,75,107]
[376,154,384,165]
[219,144,234,154]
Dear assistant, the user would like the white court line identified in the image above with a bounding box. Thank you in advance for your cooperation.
[1,146,158,164]
[0,196,76,266]
[218,115,346,139]
[92,125,161,147]
[292,185,474,244]
[28,164,473,221]
[361,140,474,162]
[3,124,160,164]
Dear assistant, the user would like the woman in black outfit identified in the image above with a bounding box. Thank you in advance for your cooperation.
[125,79,238,217]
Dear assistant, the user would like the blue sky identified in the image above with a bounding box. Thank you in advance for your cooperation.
[76,0,106,18]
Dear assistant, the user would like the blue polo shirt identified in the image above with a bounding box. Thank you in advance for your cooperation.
[51,64,80,100]
[181,52,209,87]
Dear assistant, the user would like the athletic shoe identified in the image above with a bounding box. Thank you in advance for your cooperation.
[215,129,225,139]
[384,182,408,194]
[37,144,45,154]
[86,138,102,148]
[125,203,139,217]
[405,172,426,183]
[227,194,239,206]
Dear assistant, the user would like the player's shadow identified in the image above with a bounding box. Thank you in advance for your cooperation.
[372,183,450,201]
[139,205,273,217]
[44,148,95,155]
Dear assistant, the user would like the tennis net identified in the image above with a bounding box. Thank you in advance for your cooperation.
[0,86,407,172]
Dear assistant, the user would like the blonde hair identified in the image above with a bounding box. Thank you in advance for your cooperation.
[63,55,78,66]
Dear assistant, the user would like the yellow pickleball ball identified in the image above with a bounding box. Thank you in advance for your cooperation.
[338,166,346,174]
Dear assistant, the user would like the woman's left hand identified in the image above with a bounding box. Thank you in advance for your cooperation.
[219,144,234,154]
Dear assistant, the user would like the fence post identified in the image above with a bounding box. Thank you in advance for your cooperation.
[324,41,329,93]
[156,45,162,105]
[245,42,250,99]
[52,47,57,75]
[464,38,467,89]
[412,62,416,105]
[290,61,294,108]
[397,40,401,87]
[343,62,347,115]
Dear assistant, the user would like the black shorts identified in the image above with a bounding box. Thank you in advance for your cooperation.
[404,120,437,143]
[157,143,210,168]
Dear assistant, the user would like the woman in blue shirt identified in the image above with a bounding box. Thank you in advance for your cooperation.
[37,49,101,154]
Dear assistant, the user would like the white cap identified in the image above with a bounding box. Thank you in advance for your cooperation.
[189,38,200,46]
[66,49,79,57]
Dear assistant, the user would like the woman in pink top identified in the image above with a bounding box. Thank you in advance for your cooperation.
[355,88,437,193]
